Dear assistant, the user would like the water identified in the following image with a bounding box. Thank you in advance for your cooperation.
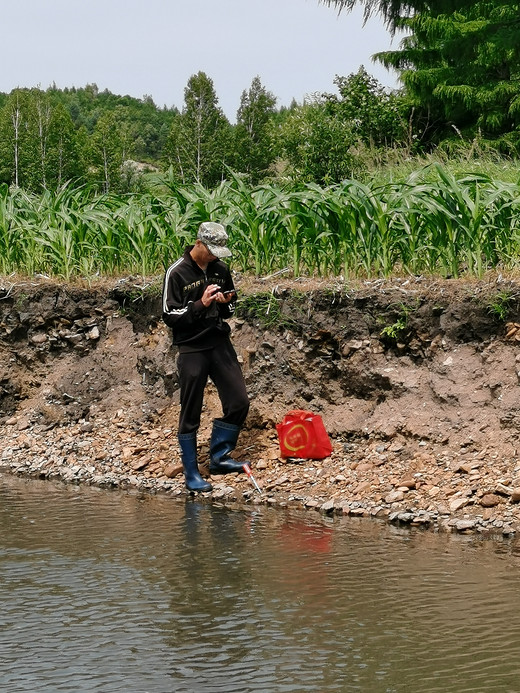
[1,475,520,692]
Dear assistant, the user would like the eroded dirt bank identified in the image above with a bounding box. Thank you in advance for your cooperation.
[2,274,520,538]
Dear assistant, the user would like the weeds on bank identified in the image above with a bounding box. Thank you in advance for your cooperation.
[235,292,300,331]
[486,289,518,321]
[379,302,416,342]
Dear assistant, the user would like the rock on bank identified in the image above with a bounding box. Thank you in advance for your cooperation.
[2,274,520,538]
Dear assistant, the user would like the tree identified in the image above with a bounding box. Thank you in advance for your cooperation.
[164,112,187,184]
[233,76,278,184]
[379,5,520,141]
[33,90,52,189]
[0,84,179,190]
[321,1,520,146]
[47,104,86,187]
[0,90,25,186]
[166,72,232,187]
[324,66,407,147]
[0,89,43,189]
[89,107,134,192]
[277,68,409,184]
[279,100,361,184]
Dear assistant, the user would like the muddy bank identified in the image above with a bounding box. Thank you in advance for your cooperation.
[2,274,520,538]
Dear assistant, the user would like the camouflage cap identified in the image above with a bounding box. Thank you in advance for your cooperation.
[197,221,232,259]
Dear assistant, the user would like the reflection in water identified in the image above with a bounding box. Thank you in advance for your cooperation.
[1,475,520,692]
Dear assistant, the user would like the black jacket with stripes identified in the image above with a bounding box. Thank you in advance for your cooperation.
[162,246,236,352]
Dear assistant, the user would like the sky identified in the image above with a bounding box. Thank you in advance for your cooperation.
[2,0,401,121]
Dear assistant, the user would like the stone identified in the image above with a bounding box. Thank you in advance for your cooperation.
[398,478,416,489]
[480,494,500,508]
[320,500,335,514]
[87,326,100,340]
[163,463,183,478]
[385,490,405,504]
[30,333,48,345]
[450,497,470,512]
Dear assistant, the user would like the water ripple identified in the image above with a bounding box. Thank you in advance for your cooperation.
[2,476,520,691]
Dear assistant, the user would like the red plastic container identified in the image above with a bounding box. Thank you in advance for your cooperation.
[276,410,333,460]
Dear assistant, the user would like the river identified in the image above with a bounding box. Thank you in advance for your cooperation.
[1,475,519,692]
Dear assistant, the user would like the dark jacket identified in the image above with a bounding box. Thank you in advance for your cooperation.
[162,246,236,352]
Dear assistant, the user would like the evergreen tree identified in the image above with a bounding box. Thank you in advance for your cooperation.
[376,3,520,142]
[322,1,520,145]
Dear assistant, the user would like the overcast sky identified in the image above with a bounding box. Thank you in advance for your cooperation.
[3,0,400,121]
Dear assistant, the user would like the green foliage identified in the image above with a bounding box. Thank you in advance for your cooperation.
[235,293,283,329]
[0,71,413,193]
[278,68,410,185]
[278,101,361,184]
[363,2,520,146]
[323,1,520,151]
[89,108,133,193]
[0,85,177,193]
[325,67,409,147]
[3,164,520,281]
[164,72,233,188]
[486,289,516,320]
[3,54,520,194]
[380,303,414,341]
[233,77,278,184]
[235,292,299,331]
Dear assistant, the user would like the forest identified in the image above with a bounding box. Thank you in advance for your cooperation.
[0,0,519,279]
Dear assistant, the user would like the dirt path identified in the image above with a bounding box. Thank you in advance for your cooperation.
[2,274,520,538]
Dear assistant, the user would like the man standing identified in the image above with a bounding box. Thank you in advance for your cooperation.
[162,222,250,492]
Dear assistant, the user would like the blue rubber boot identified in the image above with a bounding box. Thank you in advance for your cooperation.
[178,433,213,492]
[209,421,247,475]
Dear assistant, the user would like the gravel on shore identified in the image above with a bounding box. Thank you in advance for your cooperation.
[3,410,520,540]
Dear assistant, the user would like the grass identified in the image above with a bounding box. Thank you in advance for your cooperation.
[486,289,519,321]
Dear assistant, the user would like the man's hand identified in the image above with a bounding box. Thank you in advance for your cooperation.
[216,289,235,304]
[201,284,220,307]
[201,285,235,307]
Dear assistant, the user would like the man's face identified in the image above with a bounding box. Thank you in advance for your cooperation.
[201,242,217,261]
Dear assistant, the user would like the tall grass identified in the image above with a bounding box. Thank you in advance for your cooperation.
[1,163,520,280]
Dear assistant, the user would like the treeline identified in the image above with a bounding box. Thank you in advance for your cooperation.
[0,84,176,193]
[2,0,519,195]
[1,60,516,197]
[0,70,410,193]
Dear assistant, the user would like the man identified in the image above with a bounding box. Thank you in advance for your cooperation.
[162,221,250,492]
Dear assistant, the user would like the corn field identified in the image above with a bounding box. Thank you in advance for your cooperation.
[1,164,520,280]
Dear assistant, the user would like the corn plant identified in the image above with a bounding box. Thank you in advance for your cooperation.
[3,164,520,280]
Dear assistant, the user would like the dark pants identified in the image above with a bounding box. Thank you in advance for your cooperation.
[177,339,249,435]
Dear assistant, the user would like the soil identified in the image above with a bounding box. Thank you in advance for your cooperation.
[2,272,520,538]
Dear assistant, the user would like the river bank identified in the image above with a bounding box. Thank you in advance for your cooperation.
[2,273,520,538]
